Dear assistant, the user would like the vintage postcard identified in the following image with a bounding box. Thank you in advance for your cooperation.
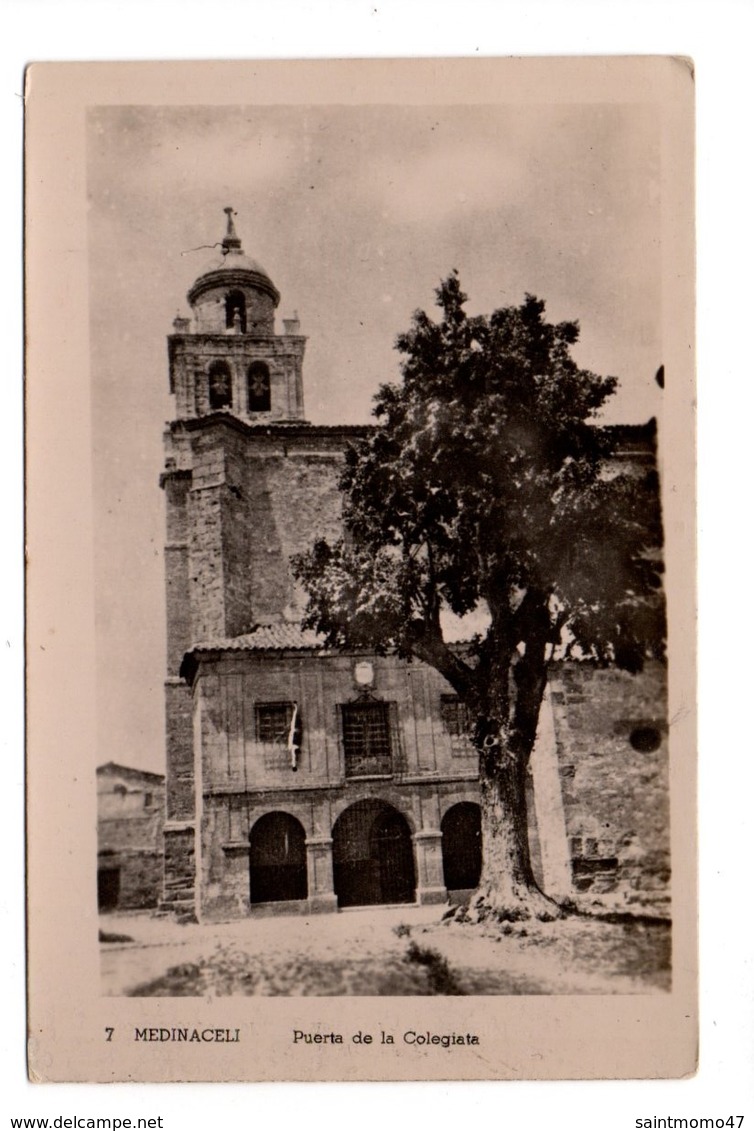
[26,57,696,1082]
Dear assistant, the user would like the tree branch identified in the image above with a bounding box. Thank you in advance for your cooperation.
[408,621,478,703]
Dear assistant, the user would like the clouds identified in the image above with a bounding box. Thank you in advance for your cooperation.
[89,106,298,205]
[369,141,524,226]
[88,98,664,770]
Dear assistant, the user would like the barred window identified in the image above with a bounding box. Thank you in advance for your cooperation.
[256,702,295,744]
[440,694,471,738]
[256,702,301,771]
[342,701,392,777]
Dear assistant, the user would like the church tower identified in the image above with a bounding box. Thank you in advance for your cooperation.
[168,206,306,424]
[162,209,315,660]
[159,211,356,913]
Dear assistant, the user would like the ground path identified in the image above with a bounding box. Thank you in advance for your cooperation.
[100,903,670,997]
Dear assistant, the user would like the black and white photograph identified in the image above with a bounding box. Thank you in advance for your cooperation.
[25,57,696,1082]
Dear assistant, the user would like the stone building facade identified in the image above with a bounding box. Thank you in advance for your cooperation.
[97,762,165,911]
[160,212,669,922]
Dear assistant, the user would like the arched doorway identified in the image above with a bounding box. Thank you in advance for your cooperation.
[441,802,482,892]
[249,812,307,904]
[332,800,415,908]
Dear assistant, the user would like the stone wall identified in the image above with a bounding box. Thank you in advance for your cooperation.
[96,765,165,911]
[187,651,669,921]
[164,420,364,647]
[191,288,276,335]
[550,660,669,909]
[164,680,194,822]
[168,332,307,423]
[191,650,481,919]
[236,449,345,626]
[163,471,192,672]
[185,430,228,643]
[162,826,196,908]
[199,778,481,922]
[97,850,164,911]
[195,652,478,796]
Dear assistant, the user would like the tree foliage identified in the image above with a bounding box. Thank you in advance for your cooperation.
[295,274,664,685]
[293,273,665,918]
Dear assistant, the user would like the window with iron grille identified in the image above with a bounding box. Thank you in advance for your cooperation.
[256,702,300,771]
[440,694,472,739]
[342,701,392,777]
[256,702,295,744]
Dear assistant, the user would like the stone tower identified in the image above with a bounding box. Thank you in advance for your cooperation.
[159,211,362,911]
[167,207,306,424]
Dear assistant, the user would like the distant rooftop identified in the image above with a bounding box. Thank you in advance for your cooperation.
[97,761,165,784]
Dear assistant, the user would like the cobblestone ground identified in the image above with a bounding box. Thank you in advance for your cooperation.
[100,904,670,997]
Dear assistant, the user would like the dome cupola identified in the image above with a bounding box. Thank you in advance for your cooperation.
[167,208,307,424]
[187,207,280,334]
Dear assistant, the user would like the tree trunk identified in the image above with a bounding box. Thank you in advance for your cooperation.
[455,639,564,923]
[458,739,561,921]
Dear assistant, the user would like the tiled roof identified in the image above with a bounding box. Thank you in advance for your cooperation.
[192,624,326,653]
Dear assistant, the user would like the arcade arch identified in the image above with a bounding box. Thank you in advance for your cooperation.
[248,811,307,904]
[332,799,415,908]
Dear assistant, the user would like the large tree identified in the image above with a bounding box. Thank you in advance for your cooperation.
[293,274,665,921]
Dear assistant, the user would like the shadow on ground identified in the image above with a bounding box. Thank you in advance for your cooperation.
[100,904,670,997]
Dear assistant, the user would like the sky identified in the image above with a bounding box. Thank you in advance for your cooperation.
[87,101,662,773]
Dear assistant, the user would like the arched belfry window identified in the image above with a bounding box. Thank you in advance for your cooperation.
[247,361,271,413]
[208,360,232,410]
[225,290,246,333]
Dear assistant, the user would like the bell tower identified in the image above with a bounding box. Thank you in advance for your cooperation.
[168,208,306,423]
[160,210,310,912]
[159,211,356,914]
